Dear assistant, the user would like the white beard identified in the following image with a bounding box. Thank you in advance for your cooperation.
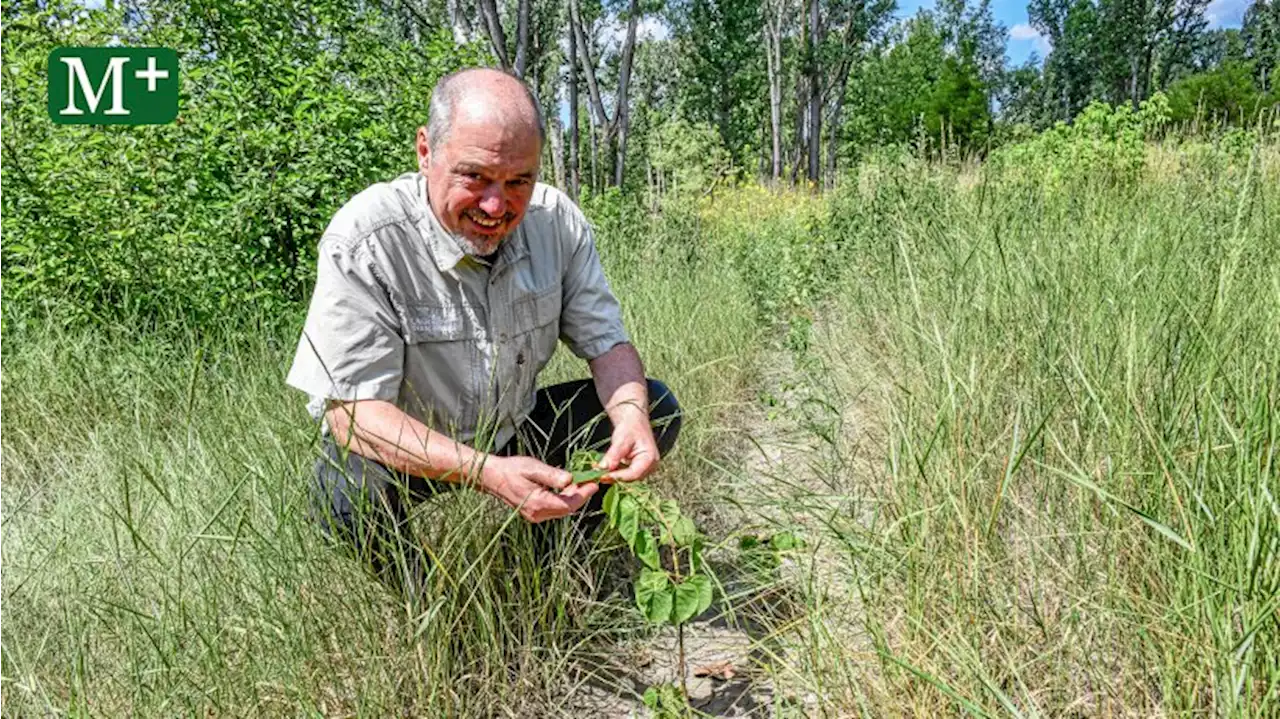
[454,232,503,258]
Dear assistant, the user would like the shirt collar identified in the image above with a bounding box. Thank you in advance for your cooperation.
[413,173,530,273]
[414,173,466,273]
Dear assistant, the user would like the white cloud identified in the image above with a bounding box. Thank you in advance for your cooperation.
[1009,23,1051,56]
[1206,0,1249,28]
[1009,23,1038,40]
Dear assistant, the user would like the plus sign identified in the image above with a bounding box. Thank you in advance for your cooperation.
[135,56,169,92]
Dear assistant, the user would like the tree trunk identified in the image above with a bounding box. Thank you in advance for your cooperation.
[549,110,566,190]
[514,0,531,78]
[765,0,785,182]
[590,120,601,194]
[569,0,610,130]
[792,73,807,186]
[399,0,435,43]
[568,18,581,201]
[478,0,509,69]
[611,0,640,187]
[826,5,864,187]
[570,0,606,195]
[1138,40,1155,104]
[1127,48,1140,107]
[826,94,845,186]
[806,0,821,188]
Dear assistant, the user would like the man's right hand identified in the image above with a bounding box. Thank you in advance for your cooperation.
[480,455,599,523]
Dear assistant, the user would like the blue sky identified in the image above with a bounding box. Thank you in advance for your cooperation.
[896,0,1255,66]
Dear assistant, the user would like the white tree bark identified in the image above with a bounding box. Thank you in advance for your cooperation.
[764,0,788,182]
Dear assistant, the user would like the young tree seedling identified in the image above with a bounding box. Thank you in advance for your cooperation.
[570,449,715,708]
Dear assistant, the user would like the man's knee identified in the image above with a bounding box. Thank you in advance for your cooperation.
[312,441,407,542]
[646,378,682,455]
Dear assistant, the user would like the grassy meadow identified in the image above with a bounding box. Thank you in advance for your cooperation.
[3,134,1278,716]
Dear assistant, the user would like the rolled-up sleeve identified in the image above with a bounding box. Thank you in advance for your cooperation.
[286,234,404,406]
[559,219,630,360]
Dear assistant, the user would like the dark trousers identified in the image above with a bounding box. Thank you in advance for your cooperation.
[311,378,681,589]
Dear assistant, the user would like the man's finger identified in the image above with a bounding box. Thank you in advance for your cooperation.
[600,439,628,471]
[531,486,591,517]
[557,484,596,511]
[608,452,656,482]
[559,482,599,504]
[529,463,572,491]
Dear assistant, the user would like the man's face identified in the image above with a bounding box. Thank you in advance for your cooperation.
[417,114,540,257]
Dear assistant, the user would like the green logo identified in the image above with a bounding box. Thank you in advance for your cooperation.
[48,47,178,125]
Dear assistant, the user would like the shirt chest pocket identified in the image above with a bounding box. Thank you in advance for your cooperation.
[509,287,561,388]
[512,287,561,337]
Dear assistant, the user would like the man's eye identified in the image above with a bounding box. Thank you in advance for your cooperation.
[461,173,483,182]
[509,178,531,187]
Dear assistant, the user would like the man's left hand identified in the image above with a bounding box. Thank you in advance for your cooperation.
[600,416,660,482]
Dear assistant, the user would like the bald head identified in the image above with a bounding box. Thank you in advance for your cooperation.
[427,68,546,154]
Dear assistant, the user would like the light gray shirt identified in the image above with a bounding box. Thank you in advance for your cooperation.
[286,172,629,451]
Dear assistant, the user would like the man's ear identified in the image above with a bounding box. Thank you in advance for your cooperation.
[416,127,431,173]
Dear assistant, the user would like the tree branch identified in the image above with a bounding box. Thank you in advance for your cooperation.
[513,0,531,78]
[478,0,510,69]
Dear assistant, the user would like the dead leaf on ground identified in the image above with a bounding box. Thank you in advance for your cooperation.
[692,660,736,681]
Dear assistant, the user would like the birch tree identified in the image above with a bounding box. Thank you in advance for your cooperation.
[763,0,789,181]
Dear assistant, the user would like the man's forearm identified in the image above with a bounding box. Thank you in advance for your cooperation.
[325,399,489,484]
[588,342,649,427]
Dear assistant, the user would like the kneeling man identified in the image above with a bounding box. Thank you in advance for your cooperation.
[286,68,680,578]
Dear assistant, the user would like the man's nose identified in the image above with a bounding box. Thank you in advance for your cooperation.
[479,185,506,217]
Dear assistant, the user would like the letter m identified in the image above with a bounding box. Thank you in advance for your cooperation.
[60,56,130,116]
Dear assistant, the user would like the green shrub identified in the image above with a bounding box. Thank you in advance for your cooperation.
[989,93,1171,188]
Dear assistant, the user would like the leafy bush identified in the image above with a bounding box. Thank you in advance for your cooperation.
[1165,61,1279,127]
[988,93,1172,188]
[2,0,482,325]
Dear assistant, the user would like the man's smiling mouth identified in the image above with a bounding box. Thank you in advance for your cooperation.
[465,210,505,229]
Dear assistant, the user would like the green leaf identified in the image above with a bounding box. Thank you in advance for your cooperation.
[633,529,661,570]
[671,516,698,547]
[689,573,714,615]
[635,568,673,623]
[768,530,803,551]
[570,468,609,485]
[672,574,713,624]
[689,539,707,573]
[616,494,640,550]
[602,484,621,525]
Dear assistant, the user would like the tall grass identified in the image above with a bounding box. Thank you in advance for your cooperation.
[726,141,1279,714]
